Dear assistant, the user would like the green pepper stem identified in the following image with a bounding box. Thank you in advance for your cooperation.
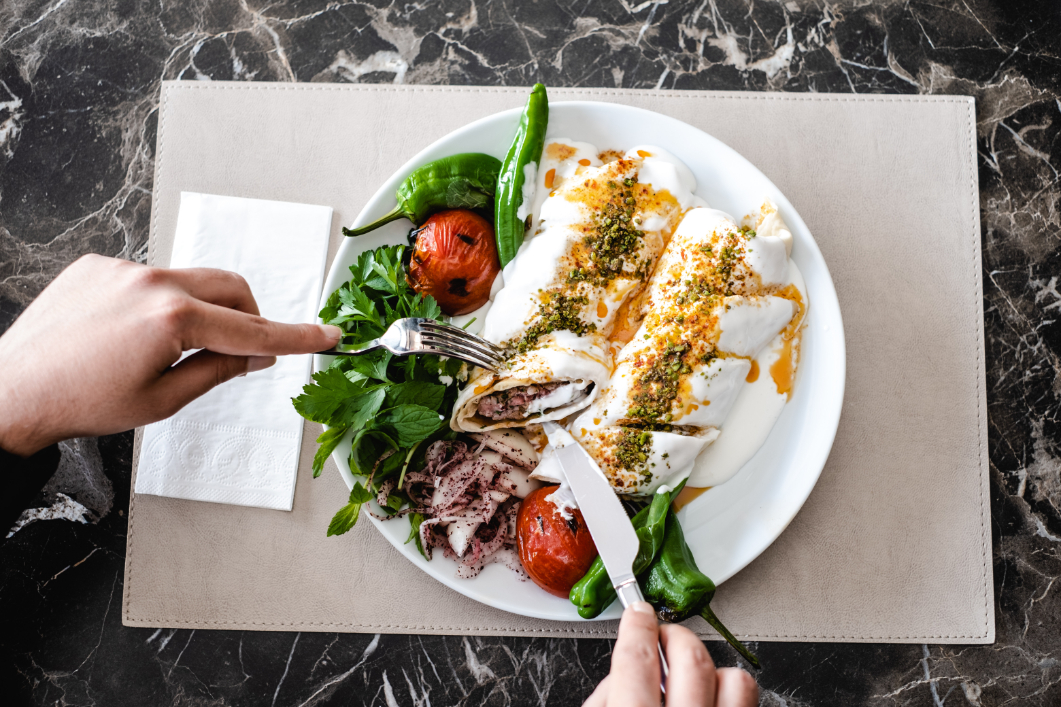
[342,205,407,237]
[700,603,761,669]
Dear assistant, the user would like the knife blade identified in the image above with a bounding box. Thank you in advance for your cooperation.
[543,422,669,692]
[553,442,640,590]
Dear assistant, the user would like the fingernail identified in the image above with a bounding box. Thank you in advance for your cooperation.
[246,355,276,373]
[321,325,343,342]
[630,601,654,615]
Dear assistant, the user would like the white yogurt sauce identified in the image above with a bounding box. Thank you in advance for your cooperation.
[515,161,538,222]
[687,259,808,488]
[489,140,701,345]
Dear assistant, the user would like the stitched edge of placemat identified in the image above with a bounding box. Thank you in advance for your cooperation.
[123,82,990,641]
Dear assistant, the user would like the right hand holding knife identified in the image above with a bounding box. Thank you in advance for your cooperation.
[584,602,759,707]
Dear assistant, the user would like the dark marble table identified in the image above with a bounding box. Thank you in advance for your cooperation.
[2,1,1059,704]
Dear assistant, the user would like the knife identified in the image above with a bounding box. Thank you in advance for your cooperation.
[542,422,669,694]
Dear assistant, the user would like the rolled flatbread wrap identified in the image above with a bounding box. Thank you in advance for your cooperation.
[571,205,801,494]
[452,143,704,431]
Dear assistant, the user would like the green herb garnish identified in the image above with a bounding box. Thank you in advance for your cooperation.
[293,245,463,542]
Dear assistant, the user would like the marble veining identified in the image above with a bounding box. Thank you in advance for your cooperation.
[2,1,1060,705]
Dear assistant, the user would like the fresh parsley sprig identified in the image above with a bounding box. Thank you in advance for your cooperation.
[292,245,463,540]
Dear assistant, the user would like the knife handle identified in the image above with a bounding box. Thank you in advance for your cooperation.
[616,580,669,695]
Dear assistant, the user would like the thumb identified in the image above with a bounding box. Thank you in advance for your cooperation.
[149,349,275,419]
[609,602,662,707]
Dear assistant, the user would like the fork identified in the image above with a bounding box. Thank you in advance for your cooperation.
[315,318,505,372]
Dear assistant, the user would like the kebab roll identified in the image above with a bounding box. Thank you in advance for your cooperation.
[571,205,801,494]
[452,145,703,431]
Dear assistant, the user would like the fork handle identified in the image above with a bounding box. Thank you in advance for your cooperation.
[314,339,383,356]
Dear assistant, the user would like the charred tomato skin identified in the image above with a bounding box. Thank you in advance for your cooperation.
[407,209,501,316]
[516,485,598,598]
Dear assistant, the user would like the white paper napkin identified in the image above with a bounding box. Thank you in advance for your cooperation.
[135,192,332,510]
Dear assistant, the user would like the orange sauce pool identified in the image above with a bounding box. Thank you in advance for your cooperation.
[596,300,609,318]
[770,284,805,400]
[544,168,556,189]
[578,158,591,166]
[746,360,760,383]
[608,295,642,344]
[546,142,578,161]
[672,486,711,512]
[770,338,795,399]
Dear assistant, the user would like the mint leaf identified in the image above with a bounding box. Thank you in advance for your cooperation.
[406,512,428,559]
[312,425,349,477]
[326,482,374,536]
[374,449,406,482]
[385,381,446,410]
[381,492,404,515]
[383,404,446,447]
[350,426,398,476]
[443,356,464,379]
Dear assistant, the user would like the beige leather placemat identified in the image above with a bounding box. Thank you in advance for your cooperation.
[122,82,992,643]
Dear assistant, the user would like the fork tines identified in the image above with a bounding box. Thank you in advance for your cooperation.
[419,320,505,355]
[418,321,504,371]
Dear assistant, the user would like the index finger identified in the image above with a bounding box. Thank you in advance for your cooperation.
[608,603,663,707]
[180,301,341,356]
[660,623,716,707]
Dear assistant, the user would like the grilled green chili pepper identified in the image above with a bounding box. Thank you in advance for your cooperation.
[494,83,548,267]
[642,514,760,668]
[343,153,502,237]
[569,481,683,619]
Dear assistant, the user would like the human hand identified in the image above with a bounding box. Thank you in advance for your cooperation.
[0,254,341,456]
[585,602,758,707]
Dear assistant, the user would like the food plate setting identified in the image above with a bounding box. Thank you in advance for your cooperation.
[297,87,845,655]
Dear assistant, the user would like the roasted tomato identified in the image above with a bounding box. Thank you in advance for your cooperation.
[516,485,598,598]
[407,209,501,316]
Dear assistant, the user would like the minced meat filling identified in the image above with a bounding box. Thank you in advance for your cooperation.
[477,382,591,421]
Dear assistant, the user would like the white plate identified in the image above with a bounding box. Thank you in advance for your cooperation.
[316,102,846,621]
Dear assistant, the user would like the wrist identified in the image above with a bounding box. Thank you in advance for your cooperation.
[0,385,52,458]
[0,422,49,458]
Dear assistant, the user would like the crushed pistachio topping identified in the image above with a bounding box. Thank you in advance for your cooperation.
[568,178,647,285]
[615,428,654,478]
[626,341,693,423]
[512,291,596,354]
[678,224,756,304]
